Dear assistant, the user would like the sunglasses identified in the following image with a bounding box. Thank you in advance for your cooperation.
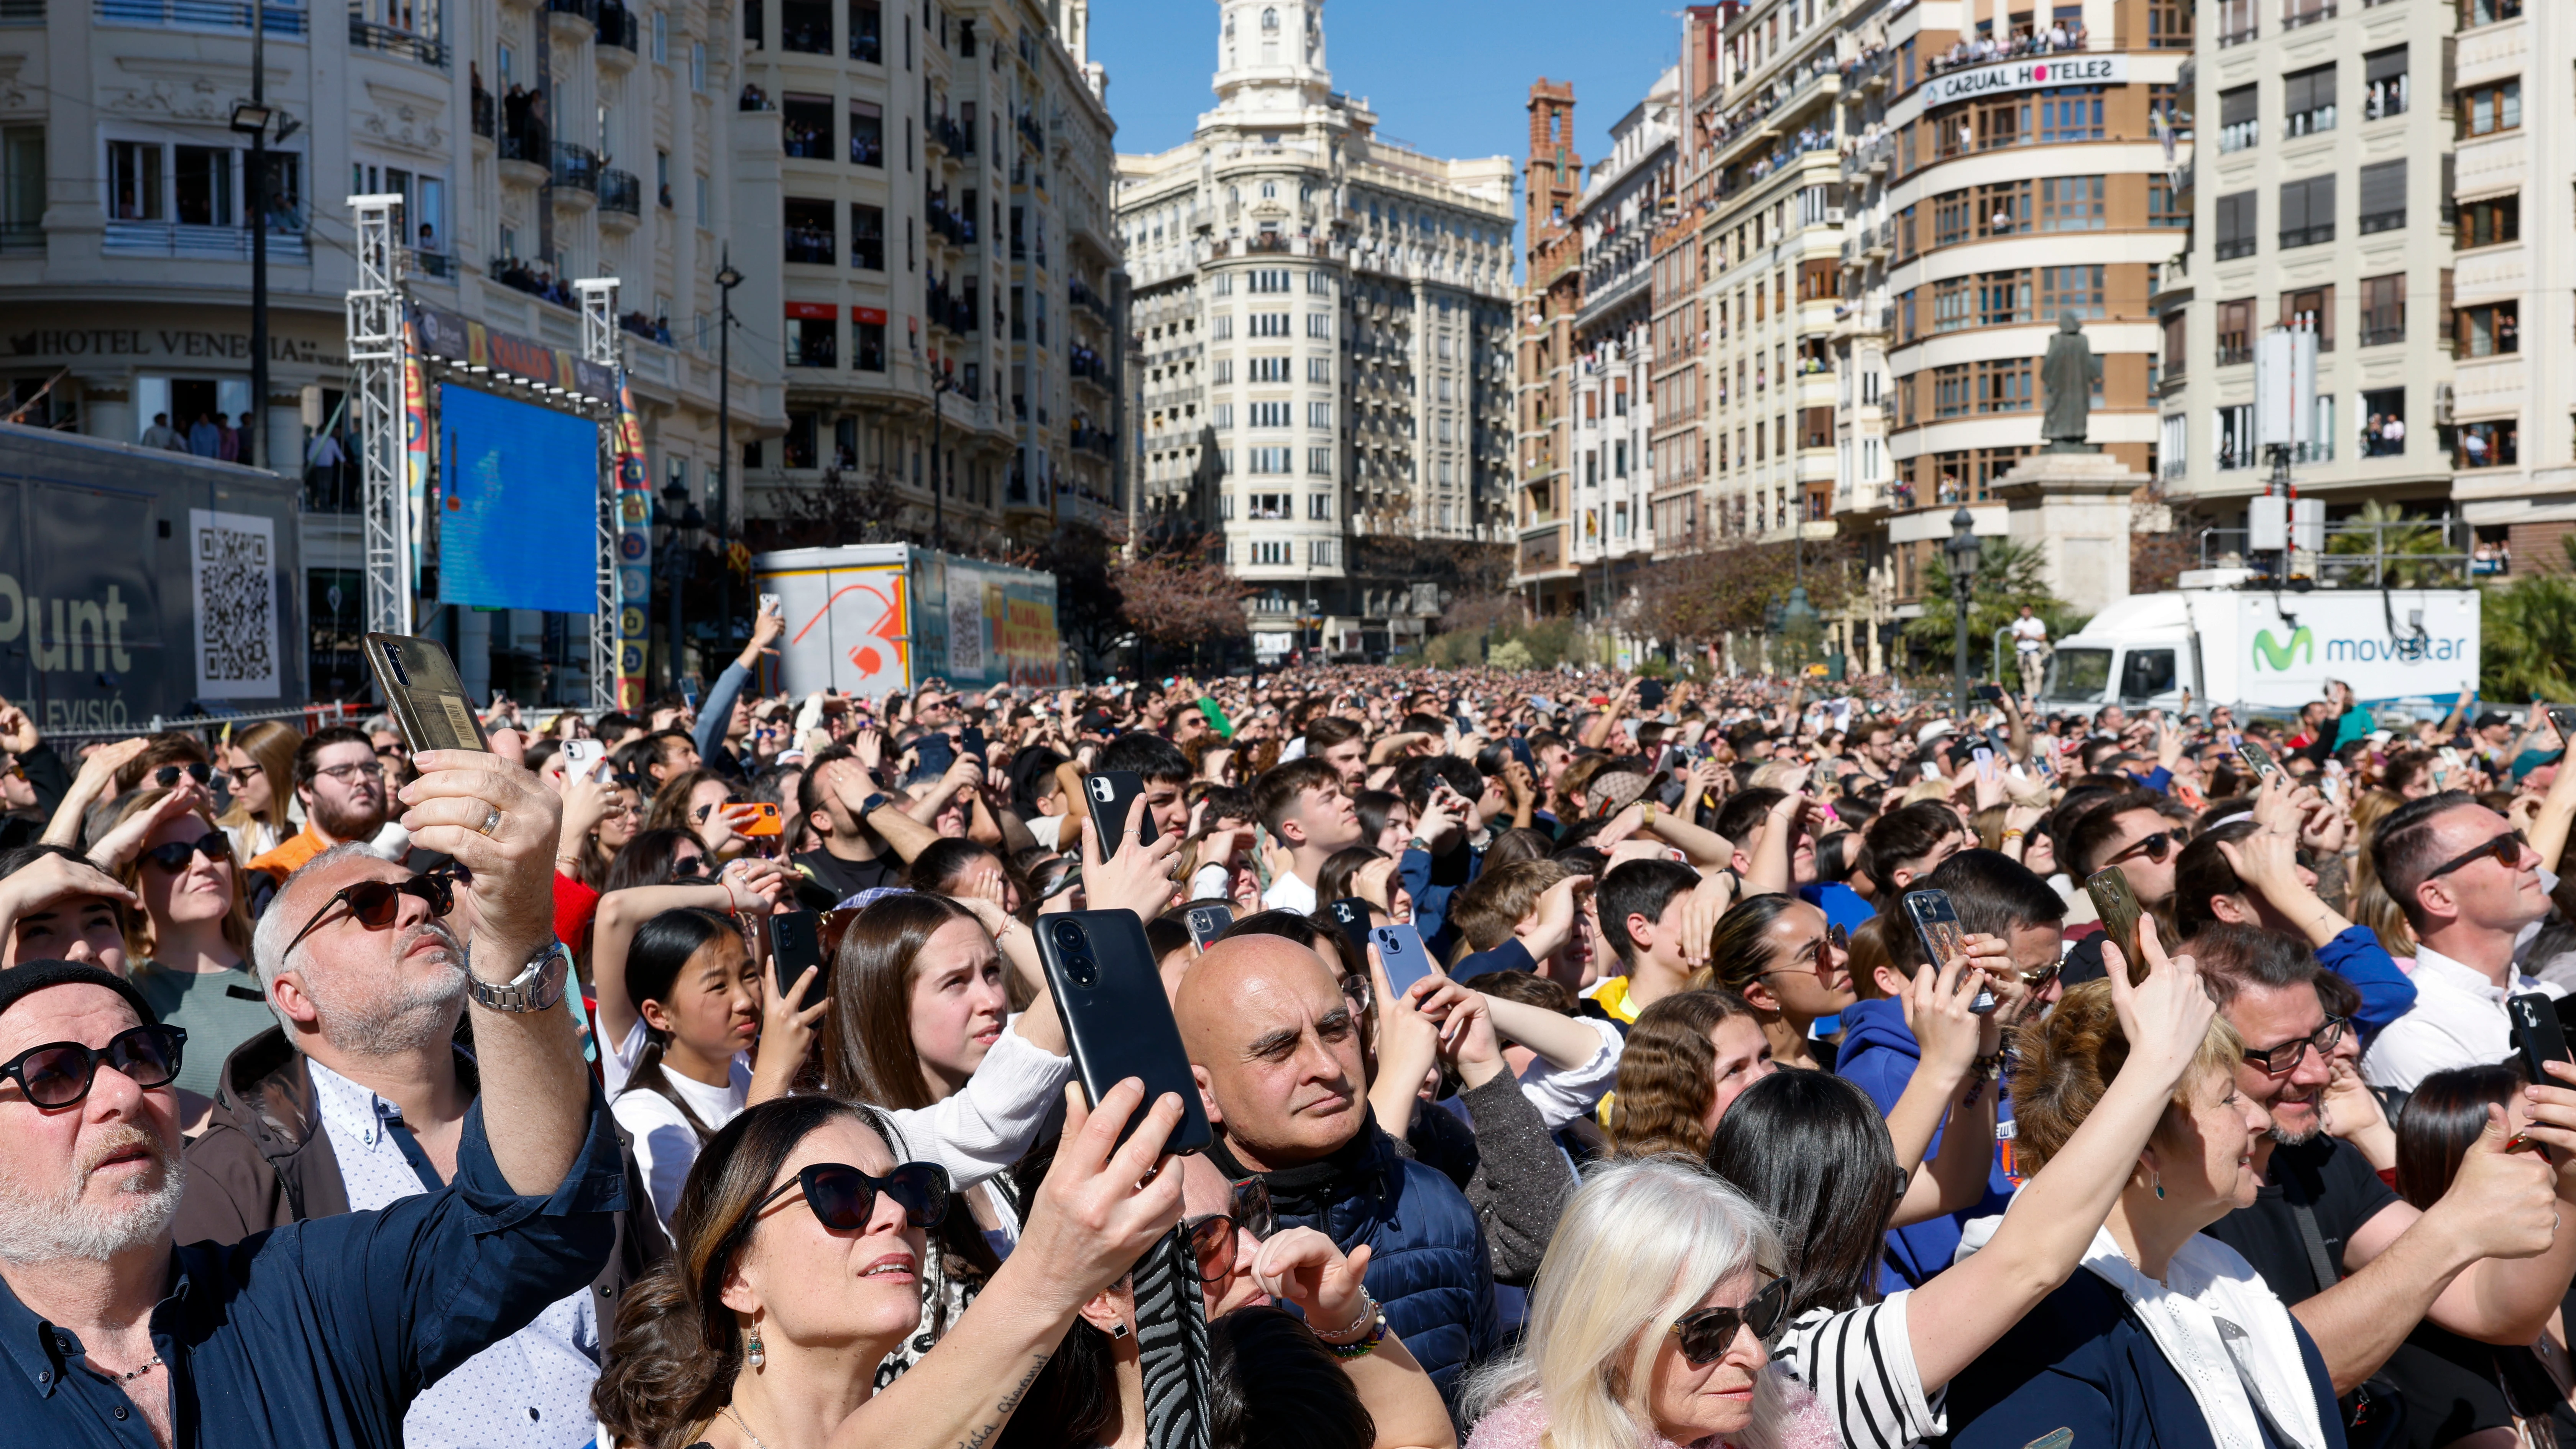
[1668,1273,1794,1367]
[2242,1014,2349,1076]
[2424,830,2529,882]
[281,868,458,958]
[1761,923,1848,979]
[1,1024,187,1109]
[139,832,234,872]
[669,854,711,879]
[756,1161,952,1232]
[222,764,263,788]
[154,762,212,788]
[1182,1175,1278,1282]
[2105,829,2183,866]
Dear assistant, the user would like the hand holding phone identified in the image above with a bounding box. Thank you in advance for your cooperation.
[1037,911,1214,1153]
[1902,889,1992,1013]
[363,634,491,753]
[1370,922,1440,1002]
[772,910,828,1009]
[2085,867,2147,986]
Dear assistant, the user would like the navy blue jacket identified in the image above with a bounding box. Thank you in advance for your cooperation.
[1833,996,2017,1292]
[0,1092,625,1449]
[1939,1270,2347,1449]
[1258,1124,1499,1405]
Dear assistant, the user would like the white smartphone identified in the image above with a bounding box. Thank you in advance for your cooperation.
[563,738,608,782]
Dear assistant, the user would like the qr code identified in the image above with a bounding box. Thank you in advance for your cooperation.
[194,513,277,692]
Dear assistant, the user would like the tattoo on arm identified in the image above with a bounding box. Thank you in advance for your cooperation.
[956,1351,1051,1449]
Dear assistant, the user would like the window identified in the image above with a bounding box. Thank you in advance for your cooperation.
[2040,175,2106,231]
[2037,89,2104,143]
[1307,271,1331,295]
[2360,387,2405,453]
[107,140,164,222]
[1250,401,1290,427]
[1307,356,1331,382]
[2216,191,2257,260]
[2456,301,2518,356]
[1977,359,2034,412]
[849,0,881,59]
[1249,313,1288,337]
[2162,310,2188,378]
[2216,403,2256,469]
[2459,0,2520,25]
[1309,401,1331,429]
[2364,46,2407,119]
[1212,403,1234,430]
[2347,159,2406,236]
[2284,65,2336,136]
[1311,540,1337,567]
[690,40,706,89]
[174,145,234,226]
[651,9,667,62]
[1248,447,1292,473]
[2461,80,2520,138]
[1249,540,1291,565]
[782,94,834,159]
[1247,268,1290,292]
[2218,85,2259,152]
[1933,276,1973,333]
[850,203,884,269]
[2,125,42,245]
[1247,356,1286,382]
[786,314,837,367]
[2147,177,2188,228]
[2040,265,2105,320]
[2361,274,2405,345]
[783,198,834,262]
[2281,285,2334,351]
[2283,0,2334,25]
[1308,450,1331,478]
[1978,270,2032,327]
[2279,174,2335,248]
[2458,194,2518,248]
[2218,0,2257,42]
[855,315,886,370]
[1306,312,1332,338]
[849,101,883,166]
[1246,492,1290,519]
[2217,299,2255,366]
[782,0,830,52]
[1935,364,1972,418]
[2457,419,2515,468]
[1978,180,2031,237]
[2149,0,2192,46]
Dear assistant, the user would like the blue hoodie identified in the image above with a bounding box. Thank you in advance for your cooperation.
[1834,995,2018,1293]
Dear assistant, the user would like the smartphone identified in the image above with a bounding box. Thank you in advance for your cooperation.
[564,738,608,782]
[959,726,988,761]
[361,634,490,753]
[739,801,783,837]
[1901,889,1992,1013]
[1972,746,1995,768]
[680,679,699,711]
[1037,910,1215,1155]
[2237,740,2282,784]
[1324,897,1373,968]
[759,591,782,615]
[1184,903,1232,951]
[1370,922,1441,1003]
[1638,680,1668,710]
[2548,706,2576,741]
[1508,736,1535,772]
[1974,684,2005,702]
[1082,769,1156,850]
[772,910,828,1008]
[2085,867,2147,985]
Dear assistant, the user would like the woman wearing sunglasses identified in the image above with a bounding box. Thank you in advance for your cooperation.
[592,1083,1189,1449]
[1707,895,1856,1073]
[106,785,265,1102]
[215,720,302,863]
[1460,1157,1837,1449]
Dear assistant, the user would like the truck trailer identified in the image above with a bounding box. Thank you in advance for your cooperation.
[2039,583,2479,718]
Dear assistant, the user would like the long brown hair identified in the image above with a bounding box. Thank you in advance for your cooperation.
[644,769,726,837]
[592,1096,894,1449]
[820,892,982,1111]
[111,787,256,964]
[1608,989,1760,1161]
[214,720,302,836]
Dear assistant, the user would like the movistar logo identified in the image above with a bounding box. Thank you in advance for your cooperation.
[2252,627,2315,671]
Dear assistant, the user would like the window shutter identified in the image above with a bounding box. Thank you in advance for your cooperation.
[2358,160,2405,228]
[2365,45,2406,82]
[2221,85,2258,127]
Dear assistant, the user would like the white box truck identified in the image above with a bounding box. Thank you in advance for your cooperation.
[2039,581,2479,717]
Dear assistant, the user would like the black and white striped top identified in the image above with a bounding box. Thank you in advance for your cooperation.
[1773,1296,1946,1449]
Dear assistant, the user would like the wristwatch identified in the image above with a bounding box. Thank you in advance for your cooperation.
[468,939,573,1014]
[859,791,892,818]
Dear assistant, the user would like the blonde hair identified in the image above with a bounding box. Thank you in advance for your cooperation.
[214,720,302,836]
[2011,978,2243,1177]
[1463,1158,1795,1449]
[112,786,257,965]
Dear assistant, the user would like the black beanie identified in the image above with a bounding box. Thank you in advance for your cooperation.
[0,960,158,1030]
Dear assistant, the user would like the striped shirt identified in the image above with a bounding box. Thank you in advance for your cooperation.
[1773,1295,1946,1449]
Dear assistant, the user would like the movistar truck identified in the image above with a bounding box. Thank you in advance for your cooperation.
[2038,580,2480,718]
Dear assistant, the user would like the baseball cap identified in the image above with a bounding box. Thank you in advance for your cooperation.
[2511,748,2564,783]
[2475,711,2514,730]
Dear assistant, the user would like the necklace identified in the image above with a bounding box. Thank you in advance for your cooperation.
[95,1353,161,1383]
[722,1404,773,1449]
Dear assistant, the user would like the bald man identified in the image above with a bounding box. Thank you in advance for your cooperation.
[1176,933,1497,1405]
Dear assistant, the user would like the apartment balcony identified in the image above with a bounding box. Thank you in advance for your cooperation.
[348,13,447,65]
[94,0,306,34]
[549,142,599,196]
[102,220,311,260]
[598,167,640,220]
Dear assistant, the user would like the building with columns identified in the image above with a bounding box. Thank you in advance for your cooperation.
[1117,0,1516,662]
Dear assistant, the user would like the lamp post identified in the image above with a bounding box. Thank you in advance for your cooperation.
[713,251,743,656]
[659,480,704,693]
[930,370,954,552]
[1945,506,1981,716]
[230,19,274,475]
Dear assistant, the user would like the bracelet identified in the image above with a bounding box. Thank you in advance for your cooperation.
[1311,1290,1378,1344]
[1320,1311,1387,1361]
[1999,829,2025,842]
[1967,1051,2007,1090]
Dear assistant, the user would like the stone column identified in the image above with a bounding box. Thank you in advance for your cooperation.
[1993,450,2146,617]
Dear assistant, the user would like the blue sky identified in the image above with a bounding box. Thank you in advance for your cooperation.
[1090,0,1688,232]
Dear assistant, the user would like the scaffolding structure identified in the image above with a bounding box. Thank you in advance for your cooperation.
[347,194,411,637]
[575,278,622,713]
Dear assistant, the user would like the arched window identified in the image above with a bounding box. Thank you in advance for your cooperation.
[1260,181,1277,199]
[1261,7,1278,31]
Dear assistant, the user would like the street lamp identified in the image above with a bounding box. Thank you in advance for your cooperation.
[1945,506,1982,715]
[659,480,705,693]
[713,252,744,657]
[231,77,275,472]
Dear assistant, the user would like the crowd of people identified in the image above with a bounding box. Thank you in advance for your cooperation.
[4,616,2576,1449]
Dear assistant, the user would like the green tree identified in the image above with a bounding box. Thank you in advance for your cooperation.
[2482,536,2576,703]
[2325,501,2461,588]
[1901,537,2082,659]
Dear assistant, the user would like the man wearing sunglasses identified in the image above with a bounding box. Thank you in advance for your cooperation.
[2361,792,2563,1092]
[245,727,395,888]
[0,747,624,1449]
[156,748,637,1449]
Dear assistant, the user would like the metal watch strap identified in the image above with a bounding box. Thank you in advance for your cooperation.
[468,940,571,1014]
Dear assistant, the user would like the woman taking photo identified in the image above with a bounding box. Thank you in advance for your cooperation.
[215,720,300,862]
[590,1082,1191,1449]
[108,784,266,1102]
[609,906,772,1227]
[1460,1157,1838,1449]
[565,776,645,891]
[1706,895,1856,1072]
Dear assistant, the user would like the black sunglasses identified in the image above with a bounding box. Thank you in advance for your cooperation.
[281,869,458,958]
[669,854,711,879]
[2106,829,2182,866]
[1182,1175,1278,1281]
[139,832,233,872]
[154,762,212,788]
[1668,1273,1794,1367]
[2424,830,2529,883]
[0,1024,187,1109]
[756,1161,952,1232]
[2242,1015,2348,1075]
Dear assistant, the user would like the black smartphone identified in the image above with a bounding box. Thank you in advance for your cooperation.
[1184,903,1232,951]
[1037,910,1215,1154]
[1638,680,1668,710]
[2512,993,2571,1091]
[1082,769,1156,849]
[1324,897,1373,967]
[2085,867,2147,985]
[913,731,958,781]
[772,910,827,1008]
[959,726,988,761]
[1901,889,1992,1013]
[1370,922,1440,1002]
[1974,684,2005,702]
[362,634,490,753]
[1507,736,1535,772]
[2548,706,2576,741]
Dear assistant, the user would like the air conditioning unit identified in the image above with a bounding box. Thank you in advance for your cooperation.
[2433,383,2455,427]
[1825,206,1845,224]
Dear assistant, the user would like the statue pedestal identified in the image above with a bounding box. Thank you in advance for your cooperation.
[1993,451,2147,616]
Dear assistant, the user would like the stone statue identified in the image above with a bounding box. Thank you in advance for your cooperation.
[2040,312,2096,452]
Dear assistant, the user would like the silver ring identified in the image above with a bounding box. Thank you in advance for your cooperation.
[477,806,502,837]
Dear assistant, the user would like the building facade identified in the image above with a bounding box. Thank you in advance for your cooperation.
[2159,0,2454,545]
[1117,0,1516,662]
[734,0,1120,555]
[0,0,779,700]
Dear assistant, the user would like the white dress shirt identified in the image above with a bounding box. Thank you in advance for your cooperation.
[2360,946,2564,1092]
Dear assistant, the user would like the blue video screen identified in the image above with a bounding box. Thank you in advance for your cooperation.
[438,384,600,613]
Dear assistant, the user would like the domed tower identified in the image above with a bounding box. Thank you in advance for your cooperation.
[1212,0,1332,118]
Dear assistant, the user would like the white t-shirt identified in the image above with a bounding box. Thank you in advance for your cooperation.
[1026,813,1069,850]
[1262,871,1318,914]
[2010,615,2049,653]
[612,1054,752,1228]
[1772,1295,1945,1449]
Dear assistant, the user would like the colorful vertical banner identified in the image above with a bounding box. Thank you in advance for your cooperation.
[611,373,654,710]
[401,315,432,588]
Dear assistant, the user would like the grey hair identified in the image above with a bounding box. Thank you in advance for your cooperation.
[1462,1157,1795,1449]
[249,840,398,1035]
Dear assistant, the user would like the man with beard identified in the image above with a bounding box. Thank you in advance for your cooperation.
[177,813,657,1449]
[2187,922,2576,1399]
[0,749,617,1448]
[246,727,395,886]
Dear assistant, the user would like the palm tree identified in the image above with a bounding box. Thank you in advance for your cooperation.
[1901,537,2082,663]
[2324,501,2458,588]
[2482,535,2576,703]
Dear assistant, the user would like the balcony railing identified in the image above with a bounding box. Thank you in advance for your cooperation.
[596,0,634,48]
[96,0,306,31]
[550,141,598,191]
[598,167,639,214]
[471,85,495,138]
[349,15,447,65]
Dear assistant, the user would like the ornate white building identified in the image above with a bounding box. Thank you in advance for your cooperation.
[1116,0,1516,661]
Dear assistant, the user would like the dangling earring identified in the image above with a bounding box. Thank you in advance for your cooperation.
[2152,1170,2165,1201]
[746,1325,767,1369]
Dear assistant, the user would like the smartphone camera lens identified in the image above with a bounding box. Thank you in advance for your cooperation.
[380,643,413,688]
[1050,919,1085,951]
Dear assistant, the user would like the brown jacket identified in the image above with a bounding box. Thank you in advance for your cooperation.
[177,1025,669,1326]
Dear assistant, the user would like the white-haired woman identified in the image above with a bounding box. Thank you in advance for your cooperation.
[1461,1158,1838,1449]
